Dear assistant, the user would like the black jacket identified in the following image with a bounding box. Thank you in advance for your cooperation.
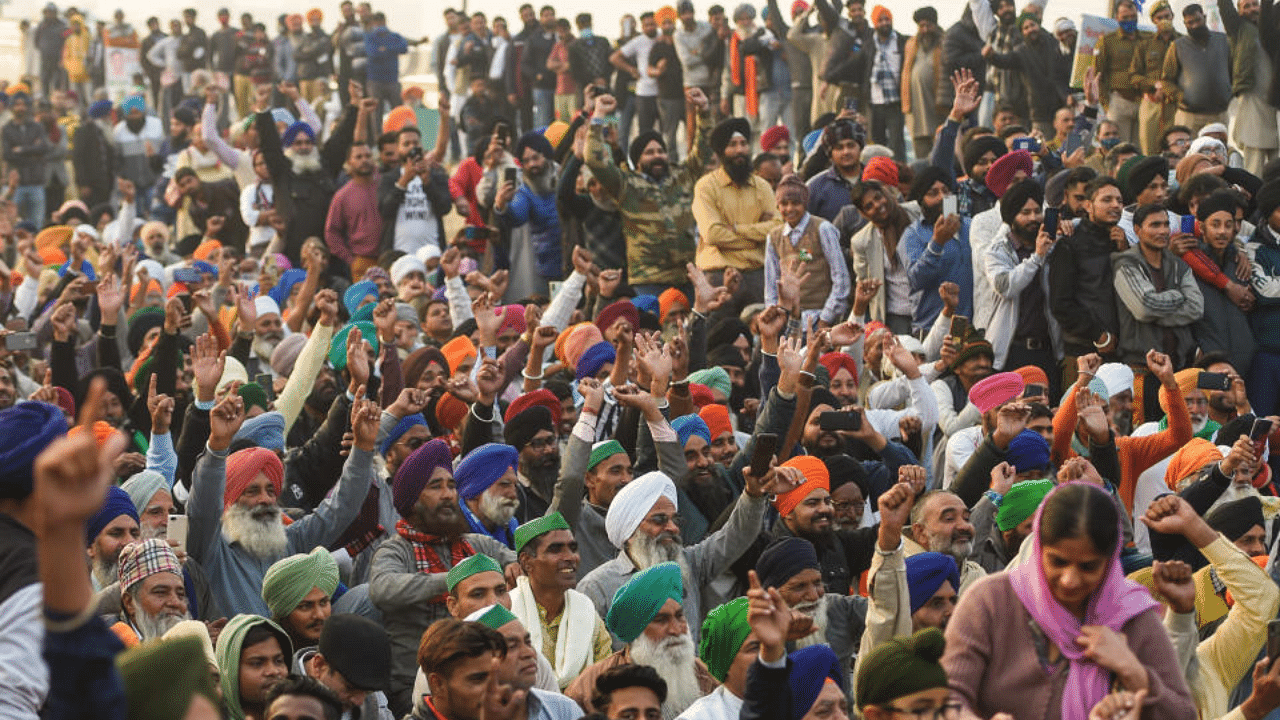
[376,165,452,255]
[72,121,114,206]
[178,24,210,72]
[941,8,987,106]
[295,28,334,80]
[1048,218,1122,356]
[209,26,240,73]
[986,29,1069,123]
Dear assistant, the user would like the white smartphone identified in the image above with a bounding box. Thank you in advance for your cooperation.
[942,195,958,217]
[168,515,188,554]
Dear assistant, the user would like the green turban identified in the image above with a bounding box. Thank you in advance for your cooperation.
[588,439,626,471]
[117,636,222,720]
[996,479,1055,532]
[468,603,519,630]
[699,597,752,682]
[688,367,732,400]
[855,628,949,710]
[515,512,571,554]
[261,547,340,618]
[606,561,684,643]
[215,615,293,720]
[446,553,503,591]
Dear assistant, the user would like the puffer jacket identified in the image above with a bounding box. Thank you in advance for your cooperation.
[499,173,563,279]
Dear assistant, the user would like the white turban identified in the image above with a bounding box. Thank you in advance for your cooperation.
[254,295,282,319]
[216,356,249,393]
[134,259,167,289]
[416,243,442,264]
[121,470,169,513]
[391,254,428,286]
[605,471,679,548]
[1096,363,1135,398]
[1188,136,1226,159]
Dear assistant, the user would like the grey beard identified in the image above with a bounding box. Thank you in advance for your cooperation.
[525,164,558,195]
[222,503,289,560]
[140,523,167,541]
[287,149,323,174]
[629,632,702,720]
[92,557,118,589]
[132,598,190,640]
[253,334,282,362]
[791,594,831,649]
[479,490,518,529]
[928,531,972,569]
[628,528,686,569]
[1210,483,1261,513]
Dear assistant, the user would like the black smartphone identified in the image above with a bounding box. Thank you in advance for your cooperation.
[1268,619,1280,665]
[503,167,518,186]
[4,332,37,352]
[1043,207,1060,238]
[1023,383,1046,399]
[254,373,275,401]
[949,315,970,342]
[819,410,862,432]
[1196,372,1232,392]
[1012,137,1041,153]
[749,433,778,479]
[173,267,203,285]
[407,145,424,161]
[179,294,194,314]
[1251,417,1273,441]
[587,84,609,98]
[464,226,491,240]
[50,269,80,300]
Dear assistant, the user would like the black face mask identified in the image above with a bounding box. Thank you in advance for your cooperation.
[126,116,146,133]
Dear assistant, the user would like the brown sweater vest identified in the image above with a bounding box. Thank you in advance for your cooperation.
[771,216,833,312]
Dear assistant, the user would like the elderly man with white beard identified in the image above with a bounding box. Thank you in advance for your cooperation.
[750,536,867,674]
[186,387,379,619]
[109,538,192,645]
[86,485,141,591]
[243,294,288,376]
[568,562,717,719]
[576,461,792,645]
[456,443,523,548]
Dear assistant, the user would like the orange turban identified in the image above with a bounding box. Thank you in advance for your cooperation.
[1163,438,1222,490]
[699,404,734,440]
[436,391,468,432]
[659,288,690,323]
[306,8,323,22]
[167,282,190,299]
[131,279,163,306]
[441,336,477,374]
[193,240,222,261]
[1173,369,1202,395]
[69,420,118,448]
[773,455,830,517]
[1014,365,1050,390]
[8,82,30,96]
[39,247,67,266]
[655,5,678,25]
[544,120,570,149]
[871,5,892,23]
[35,225,72,252]
[383,106,417,134]
[564,323,604,368]
[224,447,284,510]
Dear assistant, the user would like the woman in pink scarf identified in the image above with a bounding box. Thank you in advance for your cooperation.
[941,482,1195,720]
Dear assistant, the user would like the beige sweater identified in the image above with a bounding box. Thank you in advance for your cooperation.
[942,572,1197,720]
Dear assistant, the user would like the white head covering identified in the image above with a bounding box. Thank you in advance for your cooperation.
[1198,123,1228,137]
[416,243,442,264]
[254,295,282,319]
[1053,17,1076,32]
[1096,363,1135,398]
[1188,136,1226,160]
[75,224,100,242]
[605,471,679,548]
[391,254,429,286]
[134,259,167,289]
[121,470,169,513]
[162,620,217,667]
[216,356,250,393]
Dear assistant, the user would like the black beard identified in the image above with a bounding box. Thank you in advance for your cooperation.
[643,159,669,180]
[1012,221,1041,244]
[412,500,471,539]
[999,12,1015,25]
[126,116,146,133]
[921,202,943,227]
[724,154,752,185]
[1189,25,1209,41]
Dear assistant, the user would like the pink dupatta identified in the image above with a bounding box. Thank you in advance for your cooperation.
[1006,482,1160,720]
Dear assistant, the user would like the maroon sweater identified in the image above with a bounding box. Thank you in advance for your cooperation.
[324,174,383,263]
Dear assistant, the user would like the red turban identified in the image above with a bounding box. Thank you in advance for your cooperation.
[505,388,562,426]
[224,447,284,510]
[690,383,715,407]
[862,156,899,186]
[819,352,858,384]
[699,404,734,440]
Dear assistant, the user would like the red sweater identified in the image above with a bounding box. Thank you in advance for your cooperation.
[324,175,383,263]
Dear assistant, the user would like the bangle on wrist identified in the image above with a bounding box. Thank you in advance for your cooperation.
[522,368,544,381]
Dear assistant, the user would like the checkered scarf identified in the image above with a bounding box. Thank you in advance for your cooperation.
[117,539,182,593]
[395,520,475,603]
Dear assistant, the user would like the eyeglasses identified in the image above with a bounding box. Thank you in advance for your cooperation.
[646,513,682,527]
[833,501,865,515]
[883,702,963,720]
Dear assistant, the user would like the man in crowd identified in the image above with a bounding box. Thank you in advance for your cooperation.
[261,547,340,652]
[112,538,190,644]
[295,613,395,720]
[1160,4,1232,130]
[1092,0,1146,144]
[1049,176,1127,366]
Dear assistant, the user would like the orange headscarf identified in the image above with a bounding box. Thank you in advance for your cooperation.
[772,456,830,517]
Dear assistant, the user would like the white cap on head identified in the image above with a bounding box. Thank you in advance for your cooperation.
[391,254,429,286]
[75,224,100,241]
[604,471,678,548]
[254,295,282,319]
[1198,122,1228,137]
[1096,363,1135,398]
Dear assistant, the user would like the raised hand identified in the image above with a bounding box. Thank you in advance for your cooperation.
[372,298,397,345]
[1140,494,1217,548]
[990,461,1017,496]
[191,332,226,402]
[877,481,914,550]
[97,272,124,320]
[346,326,371,390]
[440,246,462,279]
[208,393,246,451]
[828,320,862,347]
[50,302,78,343]
[1145,349,1175,387]
[147,373,175,436]
[475,358,504,402]
[993,402,1030,448]
[1150,560,1195,614]
[33,378,128,530]
[939,281,960,315]
[314,289,339,327]
[388,388,430,419]
[350,388,379,451]
[898,465,927,497]
[472,292,502,345]
[776,335,804,376]
[746,569,794,657]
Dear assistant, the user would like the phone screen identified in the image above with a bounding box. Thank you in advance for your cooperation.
[1181,215,1196,235]
[942,196,957,217]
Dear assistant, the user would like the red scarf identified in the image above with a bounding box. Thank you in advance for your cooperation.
[395,519,475,603]
[730,33,759,117]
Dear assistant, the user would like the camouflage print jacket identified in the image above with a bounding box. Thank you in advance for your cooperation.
[584,110,713,287]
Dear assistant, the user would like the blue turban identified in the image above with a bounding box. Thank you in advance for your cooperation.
[59,258,98,281]
[756,536,820,590]
[380,414,427,456]
[671,414,712,449]
[0,402,68,500]
[344,280,379,315]
[88,99,112,119]
[270,107,297,126]
[632,295,660,315]
[1005,429,1051,475]
[514,130,554,161]
[281,121,317,147]
[192,260,218,279]
[786,645,846,720]
[233,411,286,451]
[87,485,140,546]
[350,302,375,324]
[120,95,146,116]
[905,552,960,615]
[455,443,519,500]
[575,342,616,380]
[269,268,307,308]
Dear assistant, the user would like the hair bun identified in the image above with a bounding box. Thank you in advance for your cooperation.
[911,627,947,663]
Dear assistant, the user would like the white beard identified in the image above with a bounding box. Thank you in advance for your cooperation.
[791,594,831,649]
[628,529,691,575]
[629,632,703,720]
[1210,483,1260,513]
[287,148,323,174]
[1190,415,1209,435]
[479,489,518,528]
[92,557,118,590]
[222,503,289,560]
[252,334,282,363]
[140,523,166,541]
[132,600,190,640]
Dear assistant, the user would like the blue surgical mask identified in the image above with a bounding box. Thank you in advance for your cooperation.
[1118,19,1138,32]
[1100,136,1122,150]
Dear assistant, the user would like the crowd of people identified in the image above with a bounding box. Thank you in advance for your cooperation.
[4,0,1280,719]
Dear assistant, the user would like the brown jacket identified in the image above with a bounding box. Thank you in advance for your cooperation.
[564,647,720,713]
